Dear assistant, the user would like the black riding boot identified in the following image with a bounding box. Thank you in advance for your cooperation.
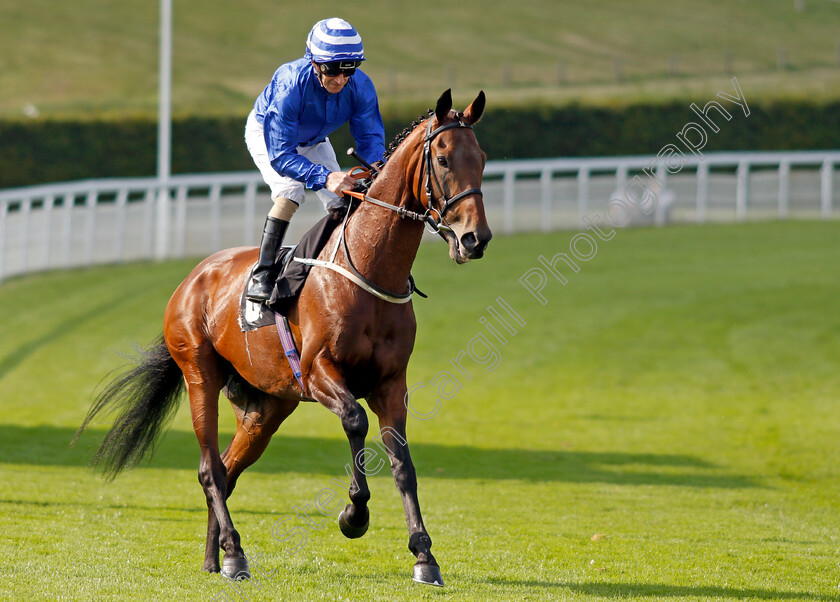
[246,216,289,302]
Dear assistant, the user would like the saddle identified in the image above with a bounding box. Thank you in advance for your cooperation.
[237,209,348,392]
[239,209,345,331]
[268,211,344,315]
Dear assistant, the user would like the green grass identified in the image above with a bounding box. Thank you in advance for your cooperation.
[3,0,840,119]
[1,221,840,600]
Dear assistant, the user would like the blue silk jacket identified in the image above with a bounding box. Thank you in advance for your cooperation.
[253,58,386,191]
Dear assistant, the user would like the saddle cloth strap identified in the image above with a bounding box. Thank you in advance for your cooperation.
[274,311,305,392]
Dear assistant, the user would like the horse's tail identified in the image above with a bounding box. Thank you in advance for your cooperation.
[73,334,184,479]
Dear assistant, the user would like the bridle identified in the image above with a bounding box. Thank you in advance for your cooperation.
[344,114,484,235]
[300,114,483,304]
[416,114,484,234]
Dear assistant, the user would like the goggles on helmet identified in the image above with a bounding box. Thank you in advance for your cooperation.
[315,60,361,77]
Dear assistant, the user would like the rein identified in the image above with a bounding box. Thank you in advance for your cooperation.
[297,114,480,304]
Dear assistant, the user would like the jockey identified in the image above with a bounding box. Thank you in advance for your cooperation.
[244,17,386,302]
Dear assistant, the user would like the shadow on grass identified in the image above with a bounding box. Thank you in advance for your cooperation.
[0,425,757,489]
[468,577,840,600]
[0,496,277,517]
[551,580,839,601]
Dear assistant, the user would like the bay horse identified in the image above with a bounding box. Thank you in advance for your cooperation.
[75,89,491,587]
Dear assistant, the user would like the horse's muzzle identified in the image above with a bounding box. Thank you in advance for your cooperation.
[460,230,492,260]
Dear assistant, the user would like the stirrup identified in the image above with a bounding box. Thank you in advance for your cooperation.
[245,279,273,303]
[245,290,271,303]
[245,267,275,302]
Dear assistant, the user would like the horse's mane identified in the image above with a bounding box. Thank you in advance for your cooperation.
[362,104,458,190]
[352,108,434,194]
[381,109,436,165]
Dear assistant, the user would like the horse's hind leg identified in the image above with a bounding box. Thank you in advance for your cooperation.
[203,381,298,573]
[169,342,249,579]
[368,376,443,586]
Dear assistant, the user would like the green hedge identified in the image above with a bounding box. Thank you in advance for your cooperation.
[1,101,838,189]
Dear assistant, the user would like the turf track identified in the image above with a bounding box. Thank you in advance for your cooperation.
[0,221,838,600]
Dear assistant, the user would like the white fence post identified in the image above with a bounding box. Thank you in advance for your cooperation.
[736,160,749,221]
[654,163,668,226]
[143,188,156,259]
[540,169,552,232]
[577,166,590,221]
[696,162,708,224]
[21,198,31,273]
[778,160,790,218]
[821,160,833,218]
[209,183,222,252]
[0,201,7,283]
[155,185,171,261]
[503,170,515,235]
[84,191,97,267]
[115,189,129,260]
[62,193,74,269]
[244,182,257,245]
[43,194,55,269]
[174,185,188,258]
[614,164,628,196]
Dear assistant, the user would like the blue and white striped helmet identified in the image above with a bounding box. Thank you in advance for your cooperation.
[305,18,365,63]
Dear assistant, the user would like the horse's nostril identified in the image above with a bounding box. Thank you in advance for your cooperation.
[461,232,478,252]
[460,231,490,258]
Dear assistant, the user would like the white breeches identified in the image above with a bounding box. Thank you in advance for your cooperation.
[244,109,342,209]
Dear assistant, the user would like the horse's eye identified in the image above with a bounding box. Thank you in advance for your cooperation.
[436,156,448,168]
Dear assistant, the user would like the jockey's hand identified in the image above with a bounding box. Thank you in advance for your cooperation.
[326,171,357,196]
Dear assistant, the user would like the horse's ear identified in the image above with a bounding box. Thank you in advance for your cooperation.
[463,90,486,125]
[435,89,453,123]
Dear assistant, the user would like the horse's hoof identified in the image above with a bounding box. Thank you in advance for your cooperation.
[338,506,369,539]
[412,563,444,587]
[221,556,250,580]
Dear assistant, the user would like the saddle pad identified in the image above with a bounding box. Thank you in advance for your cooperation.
[237,255,306,393]
[268,212,344,314]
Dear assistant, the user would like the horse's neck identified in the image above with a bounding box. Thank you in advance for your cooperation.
[342,151,426,292]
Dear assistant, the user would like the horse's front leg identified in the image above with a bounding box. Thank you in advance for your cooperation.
[308,362,371,537]
[368,376,443,586]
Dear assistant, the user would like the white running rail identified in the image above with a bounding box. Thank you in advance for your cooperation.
[0,150,838,282]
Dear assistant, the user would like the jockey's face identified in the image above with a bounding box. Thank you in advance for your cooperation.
[312,62,351,94]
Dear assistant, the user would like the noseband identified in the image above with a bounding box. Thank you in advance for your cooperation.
[418,115,484,234]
